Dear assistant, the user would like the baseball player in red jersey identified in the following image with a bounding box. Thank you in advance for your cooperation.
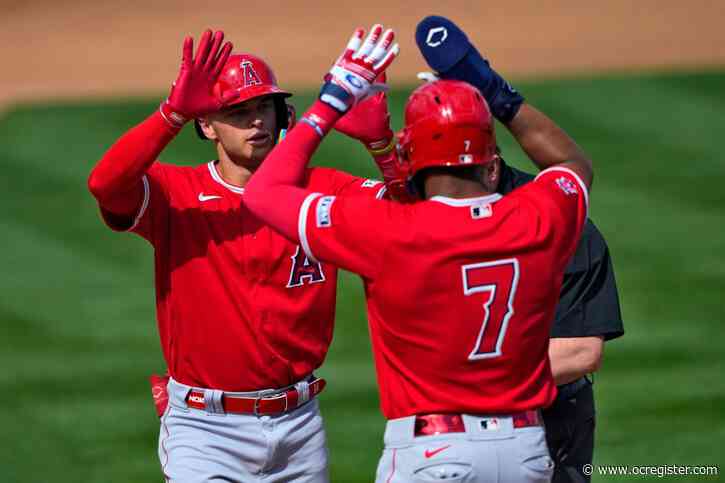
[243,25,593,482]
[88,29,399,483]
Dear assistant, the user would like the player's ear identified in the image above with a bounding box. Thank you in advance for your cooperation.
[483,156,501,191]
[198,117,218,141]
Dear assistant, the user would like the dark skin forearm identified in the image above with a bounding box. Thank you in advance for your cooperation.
[505,104,594,189]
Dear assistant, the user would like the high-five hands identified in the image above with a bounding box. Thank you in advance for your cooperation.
[320,24,399,113]
[334,73,393,152]
[160,30,233,128]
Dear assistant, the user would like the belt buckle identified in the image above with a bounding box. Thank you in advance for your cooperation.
[415,414,465,436]
[253,391,289,416]
[253,396,263,416]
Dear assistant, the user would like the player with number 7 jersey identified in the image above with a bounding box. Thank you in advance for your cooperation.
[243,25,592,482]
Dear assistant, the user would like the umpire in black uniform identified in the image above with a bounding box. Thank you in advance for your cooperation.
[414,15,625,482]
[498,161,624,483]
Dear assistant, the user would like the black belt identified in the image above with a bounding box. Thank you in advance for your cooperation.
[556,376,590,401]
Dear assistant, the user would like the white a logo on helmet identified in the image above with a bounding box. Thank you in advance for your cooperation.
[241,61,262,87]
[426,27,448,47]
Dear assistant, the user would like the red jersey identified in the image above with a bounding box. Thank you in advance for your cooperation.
[100,160,385,391]
[298,167,589,419]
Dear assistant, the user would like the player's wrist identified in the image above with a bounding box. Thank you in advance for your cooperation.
[371,149,398,183]
[300,100,343,138]
[444,50,524,124]
[159,100,189,129]
[319,81,356,113]
[484,71,525,125]
[367,137,395,156]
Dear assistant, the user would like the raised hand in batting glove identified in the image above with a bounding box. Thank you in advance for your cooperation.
[334,72,400,182]
[415,16,524,124]
[334,73,393,151]
[159,29,233,128]
[319,24,399,114]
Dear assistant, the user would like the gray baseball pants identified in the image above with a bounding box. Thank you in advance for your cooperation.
[159,377,329,482]
[375,413,554,483]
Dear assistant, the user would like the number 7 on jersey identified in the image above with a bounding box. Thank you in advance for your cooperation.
[461,259,520,360]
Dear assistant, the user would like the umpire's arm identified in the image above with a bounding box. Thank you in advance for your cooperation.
[549,337,603,385]
[546,220,624,385]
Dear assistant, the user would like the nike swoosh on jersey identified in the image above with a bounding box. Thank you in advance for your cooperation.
[424,445,451,458]
[198,193,222,202]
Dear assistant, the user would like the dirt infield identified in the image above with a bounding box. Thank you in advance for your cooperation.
[2,1,724,109]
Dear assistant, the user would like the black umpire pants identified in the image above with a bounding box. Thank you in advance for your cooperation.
[542,379,595,483]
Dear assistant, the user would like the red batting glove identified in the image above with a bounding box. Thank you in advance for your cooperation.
[334,73,393,150]
[149,373,170,418]
[159,29,233,128]
[334,73,397,181]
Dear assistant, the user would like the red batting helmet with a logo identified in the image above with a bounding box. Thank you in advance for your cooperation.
[213,53,291,106]
[397,79,497,177]
[196,53,292,139]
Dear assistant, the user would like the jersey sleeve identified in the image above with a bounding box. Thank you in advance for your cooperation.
[99,162,170,246]
[518,166,589,269]
[310,167,389,199]
[551,221,624,340]
[297,192,397,279]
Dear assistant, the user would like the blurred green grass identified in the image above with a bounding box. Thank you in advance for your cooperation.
[1,69,724,482]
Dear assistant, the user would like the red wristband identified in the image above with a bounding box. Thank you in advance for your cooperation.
[159,100,189,129]
[301,100,344,136]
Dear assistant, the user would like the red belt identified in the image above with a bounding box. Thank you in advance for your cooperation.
[186,378,326,415]
[414,410,541,436]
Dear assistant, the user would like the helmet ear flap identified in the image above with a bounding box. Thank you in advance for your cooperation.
[395,129,421,199]
[409,169,426,200]
[285,103,297,130]
[274,97,289,131]
[195,119,209,140]
[273,98,293,143]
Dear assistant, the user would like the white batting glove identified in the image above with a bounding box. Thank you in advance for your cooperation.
[320,24,400,113]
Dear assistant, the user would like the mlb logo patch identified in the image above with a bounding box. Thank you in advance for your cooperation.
[316,196,335,228]
[471,203,492,220]
[480,418,500,431]
[556,176,578,196]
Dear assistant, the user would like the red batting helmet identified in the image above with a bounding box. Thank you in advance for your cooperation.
[398,79,497,177]
[196,53,292,139]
